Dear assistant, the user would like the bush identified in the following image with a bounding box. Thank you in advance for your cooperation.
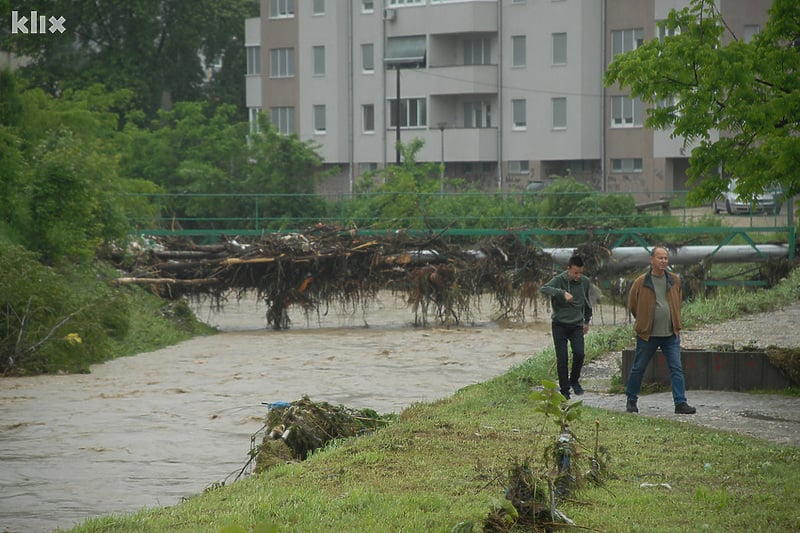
[0,239,115,374]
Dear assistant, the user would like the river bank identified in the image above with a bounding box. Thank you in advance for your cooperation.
[1,294,798,532]
[0,294,555,533]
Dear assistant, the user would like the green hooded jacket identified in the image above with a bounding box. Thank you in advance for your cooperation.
[540,270,593,326]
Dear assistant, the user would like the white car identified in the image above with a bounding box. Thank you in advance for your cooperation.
[712,179,781,215]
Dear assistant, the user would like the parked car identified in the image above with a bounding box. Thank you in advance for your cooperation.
[712,179,782,215]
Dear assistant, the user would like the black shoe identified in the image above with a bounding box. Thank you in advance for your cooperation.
[675,402,696,415]
[626,399,638,413]
[571,382,584,395]
[561,390,571,400]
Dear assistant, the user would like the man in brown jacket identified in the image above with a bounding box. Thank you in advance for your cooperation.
[625,246,696,415]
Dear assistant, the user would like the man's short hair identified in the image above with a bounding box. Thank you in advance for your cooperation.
[568,255,584,268]
[650,246,668,257]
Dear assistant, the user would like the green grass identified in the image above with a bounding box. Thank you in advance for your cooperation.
[64,269,800,533]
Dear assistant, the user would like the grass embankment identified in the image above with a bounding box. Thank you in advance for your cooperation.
[67,269,800,533]
[1,236,215,375]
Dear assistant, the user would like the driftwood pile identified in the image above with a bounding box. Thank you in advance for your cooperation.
[254,396,388,474]
[112,225,555,329]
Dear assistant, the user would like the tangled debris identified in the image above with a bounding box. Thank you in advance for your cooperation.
[253,396,389,474]
[111,226,555,329]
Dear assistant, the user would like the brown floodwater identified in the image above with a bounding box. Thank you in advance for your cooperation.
[0,294,558,533]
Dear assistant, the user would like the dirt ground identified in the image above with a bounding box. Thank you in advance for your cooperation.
[579,301,800,447]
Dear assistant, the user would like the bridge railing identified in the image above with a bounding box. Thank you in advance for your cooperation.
[123,191,795,258]
[124,190,793,228]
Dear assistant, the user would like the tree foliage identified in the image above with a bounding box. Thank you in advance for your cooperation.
[1,0,257,119]
[0,72,145,262]
[605,0,800,205]
[535,178,639,229]
[119,109,327,229]
[350,139,452,229]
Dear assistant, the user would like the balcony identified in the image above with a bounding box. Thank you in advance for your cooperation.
[408,127,497,163]
[388,64,497,97]
[385,1,497,35]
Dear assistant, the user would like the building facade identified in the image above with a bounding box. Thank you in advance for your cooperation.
[245,0,772,198]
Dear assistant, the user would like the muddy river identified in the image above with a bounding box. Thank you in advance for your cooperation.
[0,295,562,533]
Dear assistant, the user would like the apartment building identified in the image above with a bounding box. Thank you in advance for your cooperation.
[245,0,772,198]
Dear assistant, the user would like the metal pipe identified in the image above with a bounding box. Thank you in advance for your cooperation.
[545,245,791,270]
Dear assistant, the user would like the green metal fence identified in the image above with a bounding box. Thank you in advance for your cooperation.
[124,191,796,260]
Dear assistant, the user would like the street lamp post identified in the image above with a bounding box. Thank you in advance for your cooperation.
[384,36,426,166]
[395,67,401,165]
[437,122,447,196]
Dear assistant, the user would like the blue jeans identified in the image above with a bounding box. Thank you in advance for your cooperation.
[626,334,687,406]
[552,322,585,395]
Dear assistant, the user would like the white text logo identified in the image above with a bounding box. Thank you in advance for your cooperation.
[11,11,67,34]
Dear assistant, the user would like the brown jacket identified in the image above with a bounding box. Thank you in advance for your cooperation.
[628,270,682,340]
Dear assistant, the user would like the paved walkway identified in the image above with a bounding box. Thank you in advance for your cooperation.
[578,387,800,447]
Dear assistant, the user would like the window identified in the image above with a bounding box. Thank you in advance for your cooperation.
[512,99,526,130]
[611,28,643,56]
[384,36,426,68]
[463,101,491,128]
[611,95,644,127]
[269,48,295,78]
[361,0,374,13]
[362,104,375,133]
[512,36,526,67]
[611,158,643,172]
[744,24,760,43]
[569,160,593,173]
[508,160,530,174]
[464,38,490,65]
[552,97,566,129]
[388,0,424,5]
[248,107,262,133]
[246,46,260,75]
[269,0,294,18]
[361,43,374,72]
[313,105,326,133]
[313,0,325,15]
[552,32,567,65]
[656,21,681,40]
[313,45,325,76]
[271,107,295,134]
[657,95,681,118]
[359,162,378,174]
[388,97,427,128]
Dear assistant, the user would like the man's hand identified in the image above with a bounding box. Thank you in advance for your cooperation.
[563,292,574,302]
[583,324,589,335]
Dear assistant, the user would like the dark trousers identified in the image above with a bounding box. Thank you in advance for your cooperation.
[552,322,585,395]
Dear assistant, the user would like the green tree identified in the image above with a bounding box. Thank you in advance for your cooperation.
[0,72,153,262]
[118,109,327,230]
[120,101,248,192]
[350,139,444,229]
[1,0,257,119]
[27,130,128,262]
[533,177,641,235]
[605,0,800,205]
[243,114,328,226]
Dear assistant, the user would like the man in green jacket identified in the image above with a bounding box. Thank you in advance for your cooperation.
[541,255,593,399]
[626,246,696,415]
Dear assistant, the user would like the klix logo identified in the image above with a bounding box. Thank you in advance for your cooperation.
[10,10,67,34]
